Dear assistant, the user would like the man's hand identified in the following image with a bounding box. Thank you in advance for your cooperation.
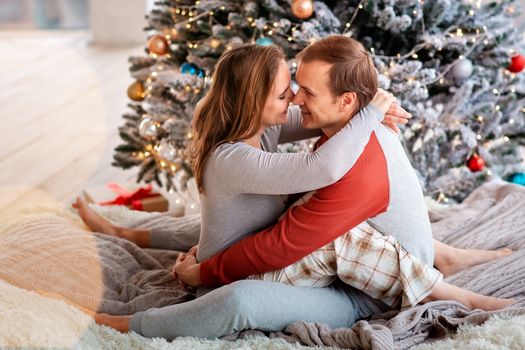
[172,253,202,288]
[383,102,412,134]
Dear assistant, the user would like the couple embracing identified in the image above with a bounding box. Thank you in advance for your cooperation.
[70,35,513,339]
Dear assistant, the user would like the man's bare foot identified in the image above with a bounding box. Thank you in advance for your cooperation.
[437,247,513,277]
[94,313,131,333]
[72,197,119,237]
[72,197,151,247]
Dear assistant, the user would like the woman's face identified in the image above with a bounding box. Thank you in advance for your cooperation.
[260,59,294,127]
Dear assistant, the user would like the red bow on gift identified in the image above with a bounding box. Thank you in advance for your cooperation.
[99,183,161,211]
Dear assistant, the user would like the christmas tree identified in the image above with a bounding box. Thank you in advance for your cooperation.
[114,0,525,202]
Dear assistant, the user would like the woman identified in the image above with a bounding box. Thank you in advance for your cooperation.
[71,43,510,338]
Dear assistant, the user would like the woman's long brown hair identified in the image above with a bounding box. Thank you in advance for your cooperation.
[189,44,284,193]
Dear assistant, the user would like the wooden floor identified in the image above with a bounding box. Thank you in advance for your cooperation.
[0,30,144,217]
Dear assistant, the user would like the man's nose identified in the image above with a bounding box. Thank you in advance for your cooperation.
[293,90,304,105]
[288,91,295,103]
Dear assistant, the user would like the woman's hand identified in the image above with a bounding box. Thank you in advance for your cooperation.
[187,244,199,257]
[371,89,412,134]
[370,88,396,115]
[383,102,412,134]
[172,253,202,288]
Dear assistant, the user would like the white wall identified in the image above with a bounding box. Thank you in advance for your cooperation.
[0,0,88,28]
[89,0,147,46]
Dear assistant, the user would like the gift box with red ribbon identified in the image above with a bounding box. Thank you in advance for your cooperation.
[83,182,169,212]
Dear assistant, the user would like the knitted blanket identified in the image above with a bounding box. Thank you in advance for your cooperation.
[0,180,524,349]
[0,211,200,315]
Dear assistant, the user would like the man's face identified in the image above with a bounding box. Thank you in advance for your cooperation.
[293,60,345,130]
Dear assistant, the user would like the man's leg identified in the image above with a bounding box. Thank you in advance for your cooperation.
[432,239,513,277]
[127,211,200,251]
[73,197,200,251]
[129,280,388,339]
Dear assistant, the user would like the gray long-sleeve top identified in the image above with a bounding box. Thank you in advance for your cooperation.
[197,105,384,262]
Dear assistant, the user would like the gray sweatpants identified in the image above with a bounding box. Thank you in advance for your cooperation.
[124,213,408,339]
[129,279,388,339]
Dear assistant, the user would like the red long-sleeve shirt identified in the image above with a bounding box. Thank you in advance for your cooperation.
[200,132,390,287]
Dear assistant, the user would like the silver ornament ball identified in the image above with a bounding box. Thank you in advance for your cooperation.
[452,58,473,81]
[157,139,181,163]
[139,115,159,139]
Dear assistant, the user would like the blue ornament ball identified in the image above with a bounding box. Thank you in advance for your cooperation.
[508,172,525,186]
[181,62,206,78]
[181,62,198,75]
[255,37,274,46]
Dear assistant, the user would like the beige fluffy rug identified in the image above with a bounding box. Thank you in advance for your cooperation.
[0,278,316,349]
[413,314,525,350]
[1,200,524,349]
[2,276,525,349]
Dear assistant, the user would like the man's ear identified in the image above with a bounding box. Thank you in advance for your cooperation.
[340,92,357,112]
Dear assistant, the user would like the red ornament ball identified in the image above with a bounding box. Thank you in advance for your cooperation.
[292,0,314,19]
[507,54,525,73]
[466,153,486,172]
[147,35,170,55]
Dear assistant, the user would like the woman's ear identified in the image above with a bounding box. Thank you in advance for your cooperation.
[340,92,357,112]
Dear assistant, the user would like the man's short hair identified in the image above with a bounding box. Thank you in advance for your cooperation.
[298,35,378,110]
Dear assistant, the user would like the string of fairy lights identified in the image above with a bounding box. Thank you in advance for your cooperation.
[126,0,316,190]
[124,0,524,198]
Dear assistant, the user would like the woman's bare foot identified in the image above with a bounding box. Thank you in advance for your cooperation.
[425,282,515,311]
[94,313,131,333]
[437,247,513,277]
[463,291,515,311]
[72,197,119,237]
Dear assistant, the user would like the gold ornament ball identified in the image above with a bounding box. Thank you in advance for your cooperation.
[127,80,145,101]
[147,35,170,55]
[292,0,314,19]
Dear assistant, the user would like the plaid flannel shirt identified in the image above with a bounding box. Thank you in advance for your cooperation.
[248,193,443,308]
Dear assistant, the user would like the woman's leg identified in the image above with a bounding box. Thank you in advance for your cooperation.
[424,282,514,310]
[343,232,515,310]
[73,197,200,251]
[432,239,512,277]
[249,222,513,311]
[105,280,387,339]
